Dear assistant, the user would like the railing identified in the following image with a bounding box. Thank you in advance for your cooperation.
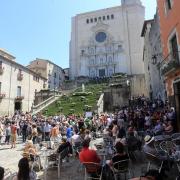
[32,94,61,114]
[15,96,24,100]
[161,51,180,75]
[0,93,6,98]
[17,73,23,81]
[0,66,4,75]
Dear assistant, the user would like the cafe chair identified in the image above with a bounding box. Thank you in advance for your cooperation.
[144,152,164,173]
[112,159,132,180]
[83,162,102,180]
[159,141,176,156]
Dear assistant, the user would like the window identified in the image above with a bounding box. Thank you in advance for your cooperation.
[111,14,114,19]
[86,19,89,24]
[17,86,21,96]
[95,32,107,43]
[165,0,172,10]
[170,34,179,61]
[90,18,93,23]
[54,72,56,78]
[94,18,97,22]
[108,56,113,63]
[100,58,103,64]
[107,15,110,20]
[118,45,122,51]
[98,17,101,21]
[103,16,106,20]
[81,50,85,55]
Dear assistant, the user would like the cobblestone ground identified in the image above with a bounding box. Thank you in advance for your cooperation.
[0,136,179,180]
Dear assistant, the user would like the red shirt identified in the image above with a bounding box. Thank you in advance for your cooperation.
[79,147,100,164]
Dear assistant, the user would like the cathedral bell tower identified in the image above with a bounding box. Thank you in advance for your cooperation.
[121,0,142,6]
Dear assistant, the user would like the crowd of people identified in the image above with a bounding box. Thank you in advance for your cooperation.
[0,96,178,180]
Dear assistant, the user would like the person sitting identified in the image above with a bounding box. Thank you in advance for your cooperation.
[23,140,37,158]
[12,157,37,180]
[79,139,101,164]
[153,119,163,135]
[0,166,4,180]
[143,135,157,156]
[126,127,142,154]
[57,137,73,156]
[107,142,129,169]
[163,121,173,135]
[79,139,101,178]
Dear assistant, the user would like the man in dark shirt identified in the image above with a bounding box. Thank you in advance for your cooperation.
[22,121,28,143]
[57,137,72,155]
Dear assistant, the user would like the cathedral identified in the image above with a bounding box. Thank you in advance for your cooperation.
[69,0,145,80]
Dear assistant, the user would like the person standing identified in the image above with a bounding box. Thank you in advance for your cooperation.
[44,121,51,141]
[11,121,17,148]
[5,124,11,145]
[22,121,28,143]
[32,124,38,144]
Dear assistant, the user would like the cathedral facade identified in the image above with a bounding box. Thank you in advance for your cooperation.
[69,0,145,79]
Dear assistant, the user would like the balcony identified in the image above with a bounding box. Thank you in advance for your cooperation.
[0,93,6,99]
[15,96,24,100]
[17,73,23,81]
[161,52,180,76]
[0,66,4,75]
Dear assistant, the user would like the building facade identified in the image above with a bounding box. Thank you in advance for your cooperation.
[157,0,180,129]
[69,0,145,80]
[28,58,65,90]
[0,49,46,115]
[157,0,180,102]
[141,14,166,101]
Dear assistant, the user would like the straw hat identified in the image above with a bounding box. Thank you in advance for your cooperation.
[144,135,154,145]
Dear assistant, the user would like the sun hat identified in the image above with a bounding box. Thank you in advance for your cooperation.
[144,135,154,145]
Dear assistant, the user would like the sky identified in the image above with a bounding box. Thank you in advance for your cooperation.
[0,0,156,68]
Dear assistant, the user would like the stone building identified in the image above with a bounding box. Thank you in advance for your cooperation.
[69,0,145,81]
[28,58,65,90]
[0,49,46,115]
[141,14,166,101]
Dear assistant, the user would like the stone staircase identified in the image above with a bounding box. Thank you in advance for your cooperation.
[32,95,61,115]
[31,88,76,115]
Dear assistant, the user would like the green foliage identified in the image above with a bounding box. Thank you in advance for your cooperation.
[43,84,106,116]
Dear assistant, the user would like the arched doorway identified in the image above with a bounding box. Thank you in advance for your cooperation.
[14,101,22,111]
[174,79,180,131]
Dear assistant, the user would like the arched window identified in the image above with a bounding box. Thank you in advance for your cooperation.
[108,56,113,63]
[100,58,103,64]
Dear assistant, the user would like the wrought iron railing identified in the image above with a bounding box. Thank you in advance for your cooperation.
[161,51,180,75]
